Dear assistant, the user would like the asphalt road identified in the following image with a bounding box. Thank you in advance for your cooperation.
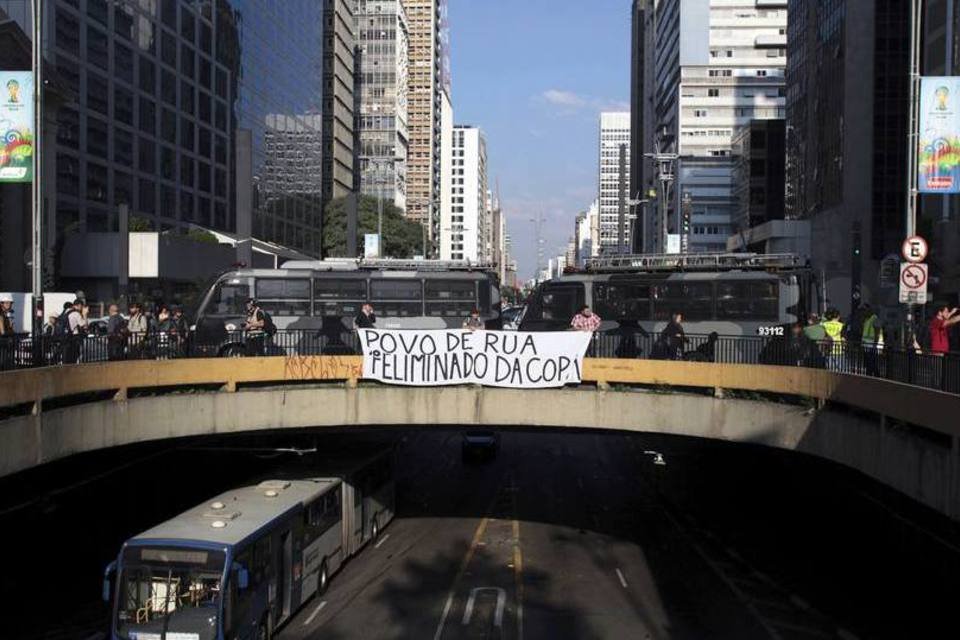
[4,428,960,639]
[277,431,867,640]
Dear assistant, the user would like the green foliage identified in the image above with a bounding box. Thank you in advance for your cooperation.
[129,216,154,232]
[184,228,219,245]
[323,195,424,258]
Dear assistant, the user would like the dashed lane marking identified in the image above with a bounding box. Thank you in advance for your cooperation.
[302,600,326,626]
[615,568,628,589]
[373,533,390,549]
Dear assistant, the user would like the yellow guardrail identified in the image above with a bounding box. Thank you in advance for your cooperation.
[1,356,958,438]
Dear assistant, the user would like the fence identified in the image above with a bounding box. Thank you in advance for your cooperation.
[1,328,958,395]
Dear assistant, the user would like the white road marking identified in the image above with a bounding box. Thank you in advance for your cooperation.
[302,600,326,626]
[462,587,506,627]
[615,568,628,588]
[374,533,390,549]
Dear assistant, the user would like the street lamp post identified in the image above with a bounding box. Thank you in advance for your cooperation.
[30,0,43,335]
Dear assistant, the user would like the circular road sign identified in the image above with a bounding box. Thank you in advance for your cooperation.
[901,264,928,290]
[902,235,928,263]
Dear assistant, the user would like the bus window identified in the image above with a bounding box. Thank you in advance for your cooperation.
[540,284,584,322]
[314,278,367,317]
[652,282,714,321]
[594,282,651,320]
[209,280,249,316]
[716,281,779,321]
[256,278,311,317]
[371,279,423,317]
[425,279,476,317]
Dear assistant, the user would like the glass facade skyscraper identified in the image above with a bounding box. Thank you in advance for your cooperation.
[1,0,325,260]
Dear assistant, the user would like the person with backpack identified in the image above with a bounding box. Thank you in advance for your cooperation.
[58,299,85,364]
[243,298,273,356]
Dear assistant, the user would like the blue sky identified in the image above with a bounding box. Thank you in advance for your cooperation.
[448,0,631,280]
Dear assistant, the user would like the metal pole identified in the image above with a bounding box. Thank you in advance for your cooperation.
[906,0,923,239]
[618,144,627,254]
[904,0,923,347]
[30,0,43,334]
[377,163,384,258]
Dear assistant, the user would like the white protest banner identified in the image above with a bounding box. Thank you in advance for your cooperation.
[358,329,593,388]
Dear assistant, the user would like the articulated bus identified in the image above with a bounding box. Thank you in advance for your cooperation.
[103,449,394,640]
[521,253,816,338]
[191,259,501,356]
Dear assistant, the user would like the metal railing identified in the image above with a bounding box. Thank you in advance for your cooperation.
[1,329,958,395]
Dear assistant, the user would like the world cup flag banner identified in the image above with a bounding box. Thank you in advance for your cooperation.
[358,329,593,388]
[0,71,33,183]
[919,76,960,193]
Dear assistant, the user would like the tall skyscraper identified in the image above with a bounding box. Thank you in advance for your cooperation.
[0,0,328,297]
[321,0,356,206]
[786,0,908,314]
[355,0,409,212]
[643,0,787,253]
[630,0,646,252]
[405,0,449,255]
[598,112,631,254]
[440,125,487,263]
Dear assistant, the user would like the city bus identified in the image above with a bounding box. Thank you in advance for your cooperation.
[520,253,816,342]
[191,259,501,356]
[102,449,395,639]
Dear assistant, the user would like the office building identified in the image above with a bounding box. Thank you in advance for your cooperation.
[786,0,908,313]
[0,0,328,298]
[598,112,631,254]
[405,0,449,254]
[440,125,487,262]
[321,0,356,205]
[355,0,408,212]
[643,0,787,254]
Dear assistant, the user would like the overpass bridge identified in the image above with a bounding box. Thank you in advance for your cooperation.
[2,353,959,521]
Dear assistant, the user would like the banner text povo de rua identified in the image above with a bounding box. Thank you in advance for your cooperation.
[358,329,592,388]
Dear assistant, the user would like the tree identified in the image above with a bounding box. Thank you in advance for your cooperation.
[323,195,424,259]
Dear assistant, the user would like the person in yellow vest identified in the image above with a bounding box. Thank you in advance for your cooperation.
[821,308,845,371]
[860,304,883,376]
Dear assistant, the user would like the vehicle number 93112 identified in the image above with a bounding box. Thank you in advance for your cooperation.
[757,326,785,337]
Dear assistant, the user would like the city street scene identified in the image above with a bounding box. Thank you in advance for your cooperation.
[0,1,959,639]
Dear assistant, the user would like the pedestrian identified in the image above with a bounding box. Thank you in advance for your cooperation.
[570,305,601,332]
[61,299,86,364]
[171,306,189,356]
[106,303,127,361]
[658,311,687,361]
[821,308,845,371]
[928,303,960,354]
[126,301,148,358]
[242,297,267,356]
[860,304,883,376]
[463,308,485,331]
[355,303,377,329]
[0,293,15,369]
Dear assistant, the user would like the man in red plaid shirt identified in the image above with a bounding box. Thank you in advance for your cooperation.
[570,305,601,332]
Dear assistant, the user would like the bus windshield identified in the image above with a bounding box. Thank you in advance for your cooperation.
[116,546,225,640]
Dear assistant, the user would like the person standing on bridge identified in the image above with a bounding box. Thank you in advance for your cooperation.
[243,297,268,356]
[463,309,485,331]
[571,305,602,356]
[355,303,377,329]
[659,311,688,361]
[821,308,845,371]
[928,303,959,355]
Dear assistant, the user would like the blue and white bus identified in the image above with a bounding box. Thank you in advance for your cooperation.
[102,449,394,639]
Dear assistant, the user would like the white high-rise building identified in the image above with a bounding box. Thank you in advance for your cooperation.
[440,125,489,262]
[355,0,409,211]
[598,112,632,254]
[643,0,787,253]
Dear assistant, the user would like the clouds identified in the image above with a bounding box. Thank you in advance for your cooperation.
[538,88,629,116]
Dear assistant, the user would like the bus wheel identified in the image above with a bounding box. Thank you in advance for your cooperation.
[319,560,329,594]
